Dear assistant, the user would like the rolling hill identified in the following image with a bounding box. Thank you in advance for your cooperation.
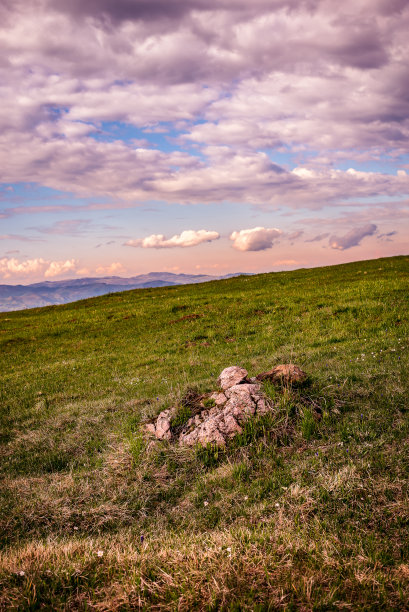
[0,256,408,610]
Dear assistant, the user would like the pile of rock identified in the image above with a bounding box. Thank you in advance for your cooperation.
[145,364,306,447]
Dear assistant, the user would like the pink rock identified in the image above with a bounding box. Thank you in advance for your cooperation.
[155,410,172,441]
[218,366,249,390]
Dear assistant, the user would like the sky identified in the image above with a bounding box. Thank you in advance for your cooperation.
[0,0,408,284]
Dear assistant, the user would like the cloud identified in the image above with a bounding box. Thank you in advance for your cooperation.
[0,234,44,242]
[0,257,47,279]
[0,0,408,254]
[305,232,330,242]
[329,224,377,250]
[44,259,77,277]
[124,229,220,248]
[377,230,397,241]
[230,227,282,251]
[0,257,78,279]
[31,219,92,235]
[95,262,126,275]
[287,230,304,241]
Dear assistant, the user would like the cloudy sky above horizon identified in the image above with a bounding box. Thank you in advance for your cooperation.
[1,0,408,283]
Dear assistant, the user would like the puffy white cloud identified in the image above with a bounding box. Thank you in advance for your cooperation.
[44,259,77,277]
[230,227,282,251]
[124,229,220,249]
[329,224,377,250]
[95,262,126,275]
[0,257,47,279]
[0,257,78,279]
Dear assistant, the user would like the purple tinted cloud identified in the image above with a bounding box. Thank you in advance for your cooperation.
[329,224,377,251]
[0,234,44,242]
[305,233,329,243]
[0,0,408,255]
[30,219,93,235]
[377,230,397,241]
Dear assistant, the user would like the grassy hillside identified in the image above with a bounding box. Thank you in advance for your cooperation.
[0,255,408,610]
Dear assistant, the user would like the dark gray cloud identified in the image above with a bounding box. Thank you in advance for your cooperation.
[329,224,377,250]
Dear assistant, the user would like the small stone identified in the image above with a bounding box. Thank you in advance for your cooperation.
[256,364,307,386]
[217,366,248,390]
[155,410,172,441]
[145,423,156,435]
[209,392,228,406]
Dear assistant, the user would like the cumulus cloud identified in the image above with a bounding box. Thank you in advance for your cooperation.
[124,229,220,249]
[95,262,126,275]
[0,257,78,279]
[0,257,47,279]
[329,224,377,250]
[44,259,77,277]
[230,227,282,251]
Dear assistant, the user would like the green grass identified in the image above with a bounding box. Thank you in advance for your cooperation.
[0,255,408,610]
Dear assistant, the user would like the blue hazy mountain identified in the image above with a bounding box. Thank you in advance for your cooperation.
[0,272,248,312]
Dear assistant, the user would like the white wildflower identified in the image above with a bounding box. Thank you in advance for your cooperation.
[97,550,104,557]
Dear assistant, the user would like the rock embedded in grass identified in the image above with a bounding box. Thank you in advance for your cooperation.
[179,382,271,446]
[154,409,173,440]
[146,364,306,446]
[209,391,228,406]
[217,365,249,390]
[256,363,307,386]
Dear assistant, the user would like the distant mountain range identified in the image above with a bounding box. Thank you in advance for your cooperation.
[0,272,248,312]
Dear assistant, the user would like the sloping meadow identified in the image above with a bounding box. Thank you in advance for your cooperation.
[0,256,408,610]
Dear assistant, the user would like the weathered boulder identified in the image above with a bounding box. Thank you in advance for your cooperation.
[217,366,248,390]
[256,364,307,386]
[145,364,307,447]
[179,381,273,446]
